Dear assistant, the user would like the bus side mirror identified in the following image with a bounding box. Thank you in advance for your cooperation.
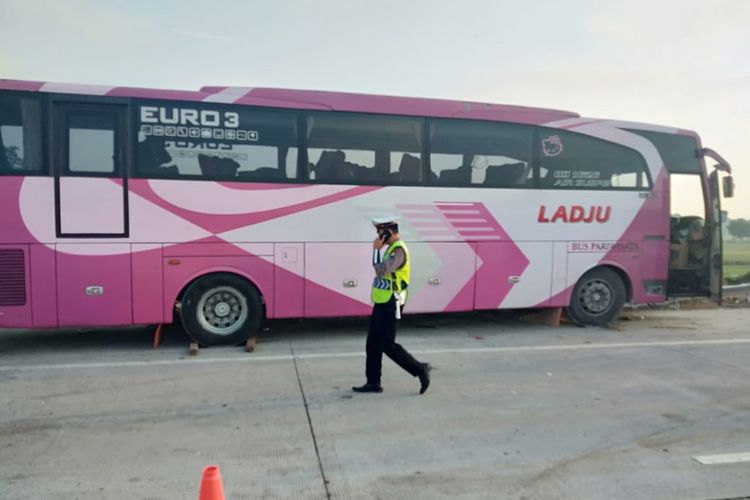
[722,175,735,198]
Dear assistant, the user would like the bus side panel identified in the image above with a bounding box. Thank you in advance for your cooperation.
[548,242,569,307]
[0,244,32,328]
[565,250,607,306]
[498,242,553,309]
[162,256,274,322]
[602,239,668,304]
[56,245,133,326]
[273,243,304,319]
[30,244,58,327]
[304,243,372,318]
[132,245,165,324]
[475,241,531,310]
[407,242,476,313]
[563,239,668,306]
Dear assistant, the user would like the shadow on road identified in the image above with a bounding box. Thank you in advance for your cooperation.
[0,309,550,356]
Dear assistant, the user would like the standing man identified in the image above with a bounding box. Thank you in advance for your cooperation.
[353,217,431,394]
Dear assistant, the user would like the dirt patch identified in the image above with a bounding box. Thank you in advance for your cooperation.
[676,298,720,310]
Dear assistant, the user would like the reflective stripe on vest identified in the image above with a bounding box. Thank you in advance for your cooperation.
[371,240,411,304]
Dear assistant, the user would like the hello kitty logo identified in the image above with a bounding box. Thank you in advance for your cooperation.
[542,135,564,157]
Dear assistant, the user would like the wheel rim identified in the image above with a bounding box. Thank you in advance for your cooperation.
[196,286,248,336]
[578,279,614,315]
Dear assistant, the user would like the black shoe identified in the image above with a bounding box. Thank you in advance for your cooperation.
[352,383,383,393]
[418,363,431,394]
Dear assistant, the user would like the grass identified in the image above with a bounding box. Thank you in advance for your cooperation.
[723,240,750,283]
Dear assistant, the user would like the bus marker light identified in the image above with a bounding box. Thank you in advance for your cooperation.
[168,259,181,265]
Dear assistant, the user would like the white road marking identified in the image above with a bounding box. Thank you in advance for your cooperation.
[1,338,750,373]
[693,452,750,465]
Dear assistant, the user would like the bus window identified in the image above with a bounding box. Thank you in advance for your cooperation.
[67,112,117,174]
[135,102,298,182]
[306,113,423,185]
[390,152,421,183]
[307,148,376,183]
[0,93,43,174]
[538,129,649,189]
[429,119,532,188]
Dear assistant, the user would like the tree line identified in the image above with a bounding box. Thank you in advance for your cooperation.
[727,218,750,240]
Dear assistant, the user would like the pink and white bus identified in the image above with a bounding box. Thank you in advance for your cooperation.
[0,80,734,345]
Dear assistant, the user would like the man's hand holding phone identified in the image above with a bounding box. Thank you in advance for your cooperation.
[373,229,390,249]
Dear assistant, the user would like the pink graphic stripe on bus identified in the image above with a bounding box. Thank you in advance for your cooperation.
[398,204,477,311]
[105,87,210,101]
[147,181,355,215]
[129,180,382,234]
[0,80,45,92]
[216,182,313,190]
[432,240,482,312]
[303,279,373,318]
[474,241,530,309]
[17,178,212,253]
[399,202,530,309]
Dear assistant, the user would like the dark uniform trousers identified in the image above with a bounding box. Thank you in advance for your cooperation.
[366,297,423,384]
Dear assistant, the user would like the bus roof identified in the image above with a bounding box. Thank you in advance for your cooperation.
[0,78,578,125]
[0,79,698,137]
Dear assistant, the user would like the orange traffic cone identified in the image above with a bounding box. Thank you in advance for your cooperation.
[198,465,225,500]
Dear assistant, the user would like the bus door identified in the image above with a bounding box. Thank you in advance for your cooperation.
[51,102,133,326]
[704,147,734,304]
[53,103,128,237]
[667,172,711,297]
[707,169,723,303]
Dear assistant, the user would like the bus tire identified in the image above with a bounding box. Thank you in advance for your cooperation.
[180,273,263,347]
[566,267,626,327]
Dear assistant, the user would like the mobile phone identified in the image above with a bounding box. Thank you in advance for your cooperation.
[380,229,392,242]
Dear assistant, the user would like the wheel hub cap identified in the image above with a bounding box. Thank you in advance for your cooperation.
[214,302,231,317]
[196,286,249,336]
[579,280,613,315]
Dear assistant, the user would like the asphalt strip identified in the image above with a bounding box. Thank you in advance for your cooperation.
[2,337,750,372]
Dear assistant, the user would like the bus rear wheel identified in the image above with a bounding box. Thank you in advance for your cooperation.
[180,273,263,347]
[566,267,626,327]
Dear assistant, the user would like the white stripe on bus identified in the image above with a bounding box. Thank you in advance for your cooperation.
[203,86,255,103]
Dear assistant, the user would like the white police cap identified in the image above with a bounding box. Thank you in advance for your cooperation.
[371,216,399,227]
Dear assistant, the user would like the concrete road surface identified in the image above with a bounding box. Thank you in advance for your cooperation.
[1,308,749,499]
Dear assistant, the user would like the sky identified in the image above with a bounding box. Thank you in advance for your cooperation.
[1,0,748,218]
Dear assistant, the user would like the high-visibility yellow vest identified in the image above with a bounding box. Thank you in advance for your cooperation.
[371,240,410,304]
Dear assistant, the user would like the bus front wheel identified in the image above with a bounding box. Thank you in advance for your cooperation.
[566,267,626,326]
[180,273,263,346]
